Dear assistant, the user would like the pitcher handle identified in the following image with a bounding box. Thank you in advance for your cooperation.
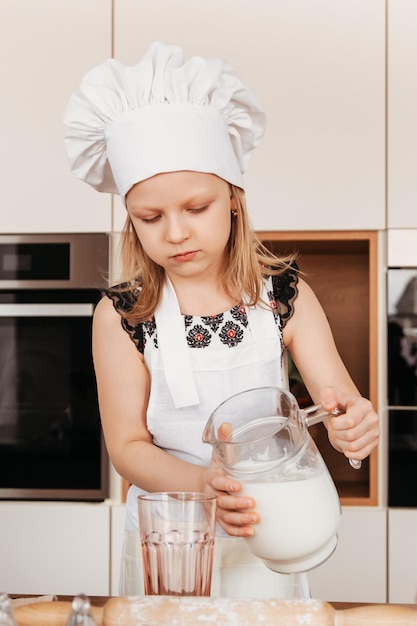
[302,404,362,470]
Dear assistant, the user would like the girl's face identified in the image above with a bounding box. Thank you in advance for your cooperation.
[126,171,233,282]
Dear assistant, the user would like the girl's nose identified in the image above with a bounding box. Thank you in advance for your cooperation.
[165,215,189,243]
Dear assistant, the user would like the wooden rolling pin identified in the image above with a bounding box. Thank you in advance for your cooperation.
[14,600,103,626]
[336,604,417,624]
[103,597,334,625]
[102,596,417,626]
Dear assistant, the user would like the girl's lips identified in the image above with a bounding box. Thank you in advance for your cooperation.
[172,251,197,262]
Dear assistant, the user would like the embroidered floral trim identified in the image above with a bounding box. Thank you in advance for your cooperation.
[231,304,248,326]
[143,318,158,349]
[187,324,212,348]
[219,320,244,347]
[201,313,224,332]
[105,261,298,354]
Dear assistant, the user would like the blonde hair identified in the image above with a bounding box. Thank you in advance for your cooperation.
[117,185,296,325]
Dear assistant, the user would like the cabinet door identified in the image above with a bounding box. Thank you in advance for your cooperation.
[308,507,387,603]
[0,502,110,595]
[388,0,417,228]
[0,0,112,233]
[113,0,385,232]
[388,509,417,603]
[111,504,126,596]
[388,229,417,266]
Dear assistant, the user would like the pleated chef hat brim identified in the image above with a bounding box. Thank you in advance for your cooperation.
[63,42,266,200]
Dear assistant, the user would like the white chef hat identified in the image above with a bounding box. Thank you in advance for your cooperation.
[63,42,266,199]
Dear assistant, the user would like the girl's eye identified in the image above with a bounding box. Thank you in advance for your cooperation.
[136,205,209,222]
[189,205,208,214]
[140,215,161,223]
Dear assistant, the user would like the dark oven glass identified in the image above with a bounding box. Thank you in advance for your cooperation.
[387,269,417,507]
[0,289,108,501]
[389,408,417,506]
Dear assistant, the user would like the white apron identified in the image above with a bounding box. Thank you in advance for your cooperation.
[120,278,309,598]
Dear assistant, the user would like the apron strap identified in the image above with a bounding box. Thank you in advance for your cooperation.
[154,278,199,408]
[246,280,289,388]
[245,281,278,340]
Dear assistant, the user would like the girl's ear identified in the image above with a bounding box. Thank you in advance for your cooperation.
[230,196,238,217]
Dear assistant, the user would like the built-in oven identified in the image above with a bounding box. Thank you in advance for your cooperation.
[0,234,109,501]
[387,267,417,506]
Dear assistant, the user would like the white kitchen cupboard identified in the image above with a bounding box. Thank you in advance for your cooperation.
[112,0,385,233]
[388,509,417,604]
[0,502,110,595]
[110,503,126,596]
[309,507,387,603]
[0,0,112,234]
[388,229,417,267]
[387,0,417,229]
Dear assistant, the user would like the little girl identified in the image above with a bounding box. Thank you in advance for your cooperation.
[64,42,379,598]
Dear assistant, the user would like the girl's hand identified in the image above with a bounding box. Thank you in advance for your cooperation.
[319,387,380,461]
[200,460,260,537]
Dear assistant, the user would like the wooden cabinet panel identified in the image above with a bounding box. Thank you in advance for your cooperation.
[113,0,385,232]
[0,0,112,233]
[259,231,379,505]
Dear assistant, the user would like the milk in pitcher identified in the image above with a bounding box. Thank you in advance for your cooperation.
[240,468,341,574]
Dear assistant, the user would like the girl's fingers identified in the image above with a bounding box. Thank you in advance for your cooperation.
[216,509,259,537]
[209,473,242,494]
[212,492,259,536]
[216,493,255,511]
[219,521,256,538]
[218,422,233,441]
[323,392,380,459]
[204,464,260,536]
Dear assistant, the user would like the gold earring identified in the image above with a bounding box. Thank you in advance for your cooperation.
[231,198,237,217]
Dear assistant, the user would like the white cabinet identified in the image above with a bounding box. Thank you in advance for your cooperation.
[388,0,417,228]
[0,0,112,234]
[110,504,126,596]
[0,502,110,596]
[388,229,417,267]
[388,509,417,604]
[308,507,387,603]
[113,0,385,232]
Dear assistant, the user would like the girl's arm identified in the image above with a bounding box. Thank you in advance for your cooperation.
[92,295,257,536]
[283,278,379,461]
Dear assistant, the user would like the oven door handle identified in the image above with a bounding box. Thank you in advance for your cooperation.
[0,303,94,317]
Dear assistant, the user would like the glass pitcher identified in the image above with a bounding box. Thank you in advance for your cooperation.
[202,386,342,574]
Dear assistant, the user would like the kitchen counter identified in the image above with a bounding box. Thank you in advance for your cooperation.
[11,594,414,609]
[10,595,417,625]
